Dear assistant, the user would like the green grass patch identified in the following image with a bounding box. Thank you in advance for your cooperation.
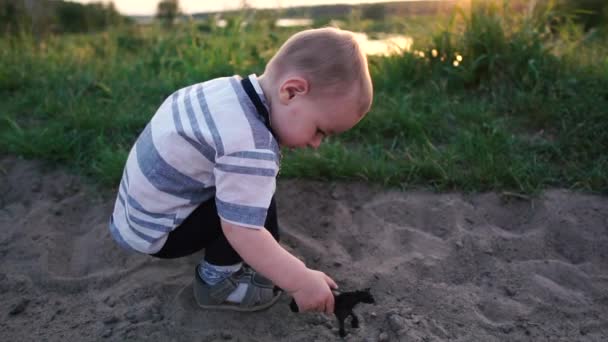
[1,2,607,193]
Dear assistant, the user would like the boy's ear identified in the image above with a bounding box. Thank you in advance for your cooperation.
[279,77,309,104]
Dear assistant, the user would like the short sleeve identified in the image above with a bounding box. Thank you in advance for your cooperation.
[213,149,279,229]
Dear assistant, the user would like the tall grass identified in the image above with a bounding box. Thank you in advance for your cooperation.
[346,0,608,192]
[1,1,607,193]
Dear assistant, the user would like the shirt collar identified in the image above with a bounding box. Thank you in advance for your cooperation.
[247,74,270,112]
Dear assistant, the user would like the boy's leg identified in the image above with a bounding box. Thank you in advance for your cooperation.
[151,197,220,259]
[195,198,281,308]
[152,196,282,310]
[204,198,279,265]
[151,197,279,261]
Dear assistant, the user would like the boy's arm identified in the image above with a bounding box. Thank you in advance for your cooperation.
[221,219,337,313]
[221,219,307,291]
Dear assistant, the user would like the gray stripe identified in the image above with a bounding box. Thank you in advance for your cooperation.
[229,77,272,149]
[196,84,224,156]
[135,123,211,203]
[119,181,176,220]
[128,214,173,233]
[128,224,158,244]
[116,210,160,244]
[216,163,276,177]
[172,89,216,163]
[228,151,277,162]
[118,183,126,206]
[216,198,267,227]
[109,218,137,252]
[119,192,170,232]
[118,191,126,211]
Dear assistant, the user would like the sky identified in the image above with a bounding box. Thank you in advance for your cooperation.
[74,0,430,16]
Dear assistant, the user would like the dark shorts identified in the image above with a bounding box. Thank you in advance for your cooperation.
[151,196,279,266]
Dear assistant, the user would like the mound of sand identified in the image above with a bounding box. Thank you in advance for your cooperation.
[1,156,607,341]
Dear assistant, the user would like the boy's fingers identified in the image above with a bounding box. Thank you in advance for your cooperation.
[324,274,338,289]
[325,292,335,314]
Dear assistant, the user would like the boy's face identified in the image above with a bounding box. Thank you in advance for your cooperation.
[271,78,367,149]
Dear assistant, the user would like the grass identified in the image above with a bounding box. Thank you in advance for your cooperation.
[1,1,607,194]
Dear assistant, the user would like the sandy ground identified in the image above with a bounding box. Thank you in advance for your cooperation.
[1,155,607,342]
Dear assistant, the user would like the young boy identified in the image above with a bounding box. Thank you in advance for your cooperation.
[109,27,373,313]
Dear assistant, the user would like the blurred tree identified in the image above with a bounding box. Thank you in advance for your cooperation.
[56,1,88,33]
[0,0,59,38]
[56,1,124,33]
[537,0,608,30]
[156,0,180,27]
[0,0,26,35]
[561,0,607,29]
[362,4,385,21]
[1,0,126,36]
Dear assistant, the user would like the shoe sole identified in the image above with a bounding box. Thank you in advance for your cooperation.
[194,288,282,312]
[192,276,283,312]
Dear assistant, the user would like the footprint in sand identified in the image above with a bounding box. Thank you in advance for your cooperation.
[474,296,533,325]
[468,193,545,235]
[544,215,597,265]
[366,194,455,260]
[175,283,199,311]
[368,192,475,240]
[30,187,121,278]
[519,259,594,306]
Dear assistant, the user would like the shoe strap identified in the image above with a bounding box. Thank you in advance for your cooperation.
[209,277,238,303]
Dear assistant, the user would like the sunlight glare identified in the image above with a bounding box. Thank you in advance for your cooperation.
[354,33,413,56]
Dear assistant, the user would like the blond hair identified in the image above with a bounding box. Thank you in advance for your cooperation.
[265,27,372,108]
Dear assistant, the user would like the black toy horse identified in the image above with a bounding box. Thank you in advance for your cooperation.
[290,288,375,337]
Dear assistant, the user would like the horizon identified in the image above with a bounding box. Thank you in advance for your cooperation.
[73,0,448,16]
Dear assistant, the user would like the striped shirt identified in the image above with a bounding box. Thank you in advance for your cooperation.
[109,74,280,254]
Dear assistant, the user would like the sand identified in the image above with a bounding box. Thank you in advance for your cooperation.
[1,155,607,341]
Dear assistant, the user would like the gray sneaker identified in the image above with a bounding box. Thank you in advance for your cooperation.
[193,266,282,312]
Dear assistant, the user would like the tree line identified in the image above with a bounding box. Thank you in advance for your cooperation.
[1,0,605,37]
[0,0,128,36]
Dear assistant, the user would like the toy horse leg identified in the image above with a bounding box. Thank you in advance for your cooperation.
[338,319,347,337]
[351,313,359,328]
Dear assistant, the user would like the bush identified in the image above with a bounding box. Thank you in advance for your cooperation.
[0,0,128,36]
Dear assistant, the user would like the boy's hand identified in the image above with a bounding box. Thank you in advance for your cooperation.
[221,221,337,313]
[290,268,338,314]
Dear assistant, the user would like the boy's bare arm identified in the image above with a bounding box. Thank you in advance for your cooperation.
[221,219,337,313]
[221,219,308,291]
